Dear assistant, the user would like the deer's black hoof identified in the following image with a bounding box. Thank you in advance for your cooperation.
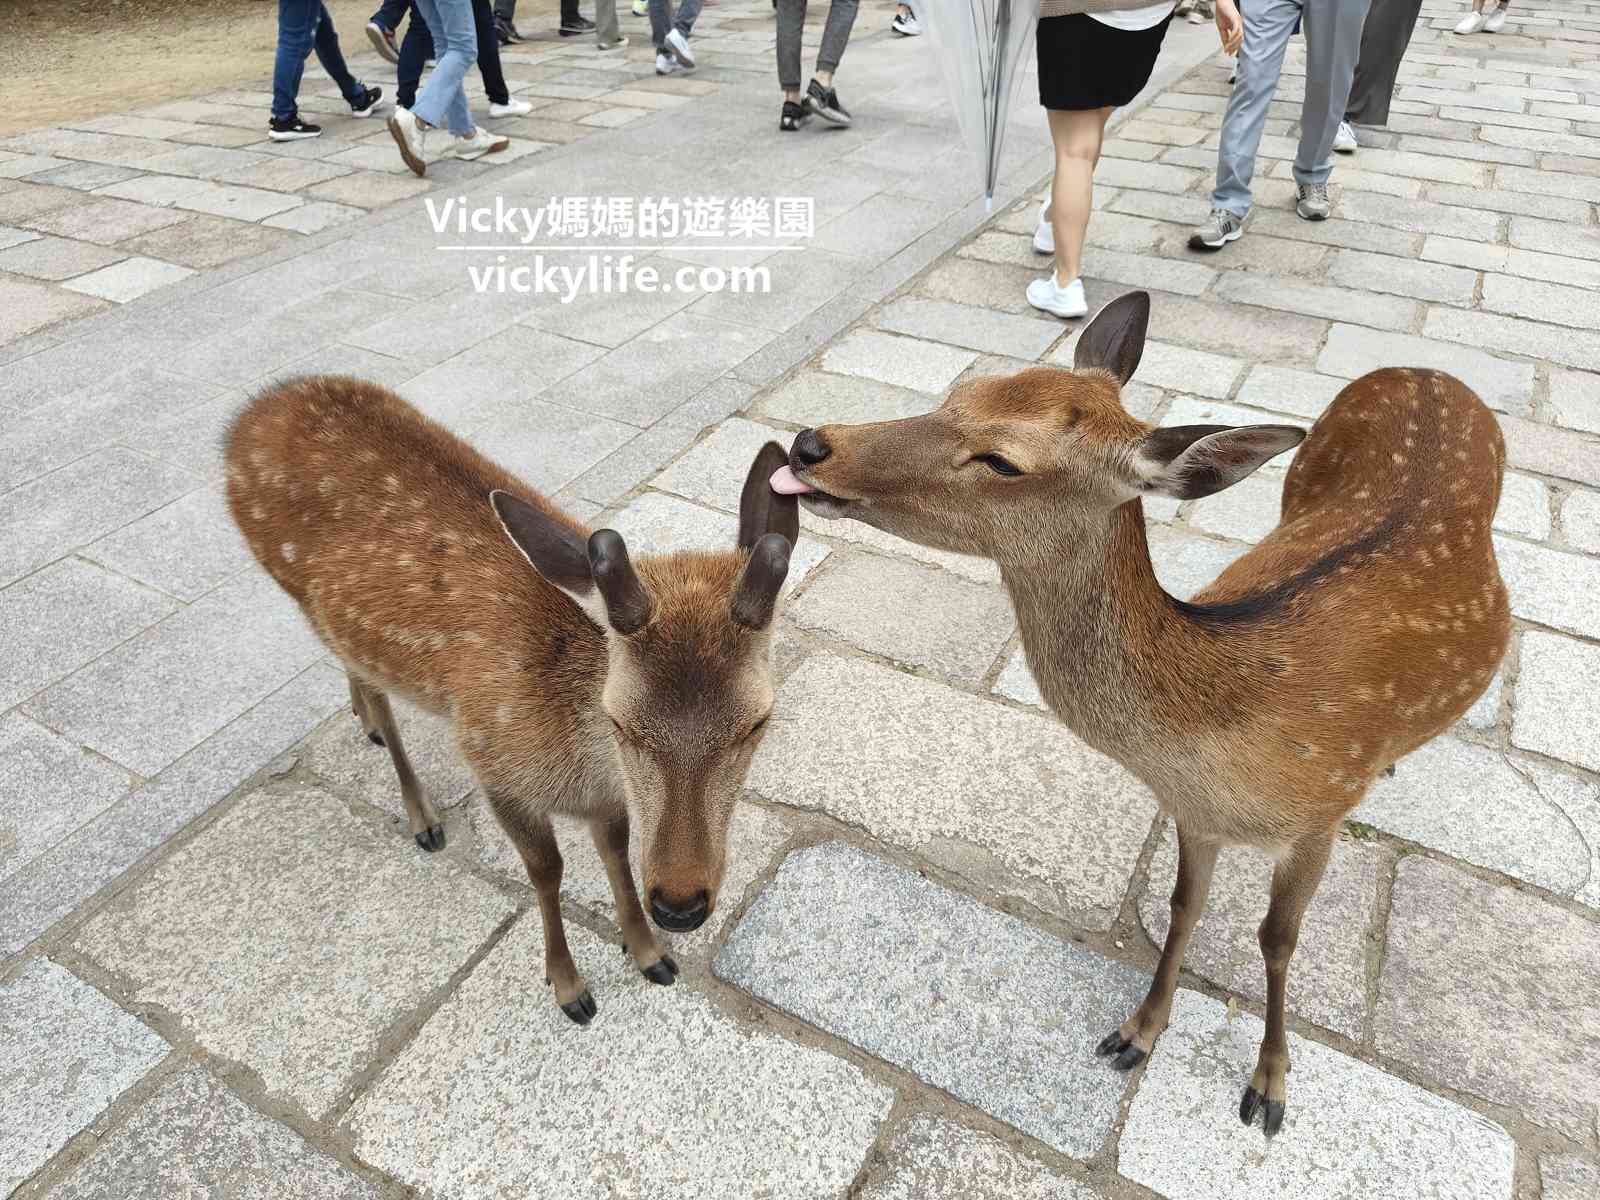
[1095,1029,1147,1070]
[1383,763,1396,777]
[1095,1030,1128,1058]
[415,824,446,852]
[561,990,598,1025]
[641,955,680,985]
[1239,1085,1285,1134]
[368,731,386,747]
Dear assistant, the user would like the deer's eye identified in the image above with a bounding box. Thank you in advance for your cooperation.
[974,453,1023,477]
[745,715,770,741]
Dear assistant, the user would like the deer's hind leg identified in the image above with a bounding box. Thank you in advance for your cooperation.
[1098,822,1219,1070]
[349,674,444,851]
[1239,830,1334,1138]
[591,813,678,986]
[497,803,595,1026]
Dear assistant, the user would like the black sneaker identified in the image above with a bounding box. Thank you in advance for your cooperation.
[559,13,596,35]
[495,15,524,42]
[268,114,322,141]
[779,99,809,131]
[350,85,383,117]
[805,79,851,126]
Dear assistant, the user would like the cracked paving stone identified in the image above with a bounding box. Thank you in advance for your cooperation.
[716,842,1150,1160]
[346,914,891,1200]
[1375,855,1600,1143]
[1356,735,1594,900]
[71,784,516,1119]
[748,654,1157,928]
[1120,990,1515,1200]
[43,1065,382,1200]
[1,958,169,1193]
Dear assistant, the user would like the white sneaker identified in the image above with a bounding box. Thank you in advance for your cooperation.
[1026,273,1088,320]
[655,52,680,75]
[1033,199,1054,255]
[890,11,922,34]
[488,97,533,118]
[1483,5,1507,30]
[453,128,510,160]
[386,107,428,177]
[1334,120,1358,154]
[1454,10,1485,32]
[664,27,696,67]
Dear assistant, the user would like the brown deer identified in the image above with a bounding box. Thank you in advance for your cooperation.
[770,291,1510,1136]
[225,375,799,1025]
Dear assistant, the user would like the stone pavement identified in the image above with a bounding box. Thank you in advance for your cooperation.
[3,0,1600,1195]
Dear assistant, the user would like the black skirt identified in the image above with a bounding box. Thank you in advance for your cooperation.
[1036,13,1172,111]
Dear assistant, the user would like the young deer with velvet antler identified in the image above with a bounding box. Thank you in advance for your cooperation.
[226,375,799,1025]
[771,292,1510,1135]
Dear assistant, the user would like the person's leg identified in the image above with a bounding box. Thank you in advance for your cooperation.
[494,0,516,17]
[1296,0,1374,188]
[272,0,320,121]
[672,0,701,37]
[396,10,432,109]
[1211,0,1301,217]
[413,0,476,135]
[1047,107,1112,284]
[373,0,410,29]
[1346,0,1421,125]
[776,0,806,100]
[311,4,365,104]
[811,0,857,84]
[472,0,510,104]
[595,0,621,44]
[649,0,675,47]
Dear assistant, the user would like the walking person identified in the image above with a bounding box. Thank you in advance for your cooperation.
[393,0,538,117]
[775,0,858,130]
[650,0,700,75]
[1025,0,1205,318]
[387,0,509,176]
[269,0,383,141]
[1335,0,1423,154]
[1189,0,1372,251]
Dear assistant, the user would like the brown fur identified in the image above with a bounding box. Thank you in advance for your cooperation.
[785,293,1510,1135]
[225,374,795,1022]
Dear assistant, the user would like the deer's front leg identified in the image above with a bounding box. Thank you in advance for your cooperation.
[504,807,595,1026]
[1098,824,1218,1070]
[1239,831,1333,1137]
[590,813,679,986]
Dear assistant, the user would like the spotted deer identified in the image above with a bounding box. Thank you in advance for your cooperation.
[770,292,1510,1135]
[226,375,799,1025]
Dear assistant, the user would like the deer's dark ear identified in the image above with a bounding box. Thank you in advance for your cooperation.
[1074,291,1150,385]
[586,529,654,635]
[491,490,610,629]
[738,441,800,550]
[1136,424,1306,500]
[731,532,792,630]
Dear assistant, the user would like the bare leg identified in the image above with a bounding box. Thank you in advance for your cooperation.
[1240,831,1334,1137]
[590,814,679,985]
[1045,106,1112,285]
[1098,824,1220,1069]
[355,679,444,851]
[505,807,595,1025]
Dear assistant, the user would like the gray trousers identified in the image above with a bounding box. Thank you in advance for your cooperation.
[776,0,859,91]
[1345,0,1422,126]
[1211,0,1373,217]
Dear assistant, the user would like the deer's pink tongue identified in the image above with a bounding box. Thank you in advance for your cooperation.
[769,466,815,495]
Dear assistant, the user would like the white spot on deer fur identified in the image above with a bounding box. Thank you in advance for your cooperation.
[250,504,266,521]
[384,475,400,493]
[319,477,336,496]
[496,703,514,726]
[280,543,298,563]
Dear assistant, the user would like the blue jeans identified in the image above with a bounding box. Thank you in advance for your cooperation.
[273,1,364,121]
[649,0,701,48]
[396,0,510,108]
[411,0,477,135]
[1211,0,1371,217]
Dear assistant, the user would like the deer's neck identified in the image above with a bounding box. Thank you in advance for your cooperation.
[997,500,1218,760]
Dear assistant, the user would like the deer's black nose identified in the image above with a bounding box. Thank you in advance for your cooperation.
[792,428,831,468]
[649,889,709,932]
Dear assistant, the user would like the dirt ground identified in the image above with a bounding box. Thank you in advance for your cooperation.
[0,0,555,136]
